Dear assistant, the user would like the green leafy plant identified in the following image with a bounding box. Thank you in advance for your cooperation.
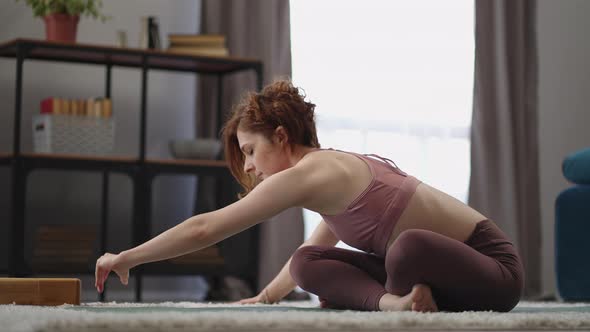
[16,0,110,22]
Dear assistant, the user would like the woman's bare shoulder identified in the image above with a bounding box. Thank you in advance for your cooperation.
[293,150,352,191]
[297,148,364,177]
[298,148,351,164]
[293,149,368,213]
[295,149,345,174]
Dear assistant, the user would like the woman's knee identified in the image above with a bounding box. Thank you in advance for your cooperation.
[385,229,438,274]
[289,245,325,288]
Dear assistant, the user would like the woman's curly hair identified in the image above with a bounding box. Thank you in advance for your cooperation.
[221,80,320,198]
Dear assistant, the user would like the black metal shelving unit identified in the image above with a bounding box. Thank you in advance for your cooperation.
[0,38,263,301]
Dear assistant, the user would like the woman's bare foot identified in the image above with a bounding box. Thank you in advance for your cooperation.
[379,284,438,312]
[409,284,438,312]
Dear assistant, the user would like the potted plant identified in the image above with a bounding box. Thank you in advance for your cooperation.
[16,0,109,43]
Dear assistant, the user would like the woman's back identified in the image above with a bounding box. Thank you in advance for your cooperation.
[299,149,486,250]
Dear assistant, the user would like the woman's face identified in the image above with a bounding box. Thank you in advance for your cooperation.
[236,128,290,181]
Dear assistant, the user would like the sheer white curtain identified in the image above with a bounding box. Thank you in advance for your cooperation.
[290,0,475,245]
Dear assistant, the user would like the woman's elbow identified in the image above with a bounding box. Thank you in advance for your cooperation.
[188,215,209,242]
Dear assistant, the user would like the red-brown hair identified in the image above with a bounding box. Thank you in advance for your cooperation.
[221,80,320,198]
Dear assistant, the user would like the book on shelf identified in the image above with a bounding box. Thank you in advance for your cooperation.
[168,34,226,47]
[40,97,113,118]
[148,16,161,49]
[167,46,229,57]
[166,33,229,57]
[139,16,161,49]
[168,33,229,57]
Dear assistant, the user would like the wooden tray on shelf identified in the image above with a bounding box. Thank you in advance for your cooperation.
[31,224,97,273]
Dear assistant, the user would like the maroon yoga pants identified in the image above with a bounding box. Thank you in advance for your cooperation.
[289,219,524,312]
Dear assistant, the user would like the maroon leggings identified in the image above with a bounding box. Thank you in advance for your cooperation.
[290,219,524,312]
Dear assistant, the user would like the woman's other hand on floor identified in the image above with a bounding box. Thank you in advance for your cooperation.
[236,289,273,304]
[236,294,263,304]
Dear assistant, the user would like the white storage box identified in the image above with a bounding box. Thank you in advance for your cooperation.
[32,114,115,155]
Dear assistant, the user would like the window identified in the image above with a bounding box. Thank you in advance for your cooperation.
[290,0,475,245]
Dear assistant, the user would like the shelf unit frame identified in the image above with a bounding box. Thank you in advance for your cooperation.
[0,38,263,301]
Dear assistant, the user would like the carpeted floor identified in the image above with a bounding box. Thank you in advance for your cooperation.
[1,301,590,332]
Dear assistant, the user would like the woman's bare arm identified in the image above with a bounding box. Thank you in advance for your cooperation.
[96,159,327,291]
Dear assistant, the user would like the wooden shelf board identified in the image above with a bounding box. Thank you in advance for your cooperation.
[29,260,227,276]
[30,264,95,275]
[21,153,139,163]
[0,153,11,165]
[141,261,225,275]
[146,158,227,167]
[2,153,231,176]
[0,38,261,74]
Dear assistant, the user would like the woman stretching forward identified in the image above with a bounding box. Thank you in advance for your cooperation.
[95,80,523,312]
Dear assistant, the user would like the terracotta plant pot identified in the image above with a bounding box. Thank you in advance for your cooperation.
[43,13,80,42]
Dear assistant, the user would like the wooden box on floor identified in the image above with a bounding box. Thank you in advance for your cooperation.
[0,278,81,305]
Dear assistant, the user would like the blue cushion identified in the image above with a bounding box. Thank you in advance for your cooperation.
[562,148,590,184]
[555,185,590,300]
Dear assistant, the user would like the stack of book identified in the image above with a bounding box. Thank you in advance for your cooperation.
[41,97,112,118]
[167,34,229,57]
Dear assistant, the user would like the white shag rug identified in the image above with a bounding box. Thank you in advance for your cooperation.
[1,300,590,332]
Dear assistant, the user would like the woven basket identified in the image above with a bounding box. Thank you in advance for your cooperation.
[32,114,114,155]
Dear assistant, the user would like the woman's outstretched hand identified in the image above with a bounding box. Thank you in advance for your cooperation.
[95,252,130,293]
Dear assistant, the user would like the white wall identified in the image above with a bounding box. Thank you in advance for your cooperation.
[538,0,590,298]
[0,0,208,301]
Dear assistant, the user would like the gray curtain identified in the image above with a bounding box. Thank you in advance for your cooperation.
[197,0,304,292]
[468,0,540,298]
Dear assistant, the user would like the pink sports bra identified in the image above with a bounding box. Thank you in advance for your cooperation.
[314,148,421,257]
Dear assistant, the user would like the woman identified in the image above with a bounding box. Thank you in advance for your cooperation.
[95,80,524,312]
